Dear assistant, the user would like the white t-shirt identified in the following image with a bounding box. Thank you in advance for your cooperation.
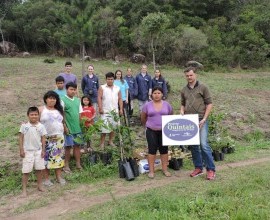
[40,106,64,136]
[101,84,120,113]
[19,122,47,151]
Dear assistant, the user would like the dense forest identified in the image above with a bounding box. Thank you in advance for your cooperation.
[0,0,270,68]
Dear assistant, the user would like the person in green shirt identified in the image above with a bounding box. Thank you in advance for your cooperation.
[61,82,83,172]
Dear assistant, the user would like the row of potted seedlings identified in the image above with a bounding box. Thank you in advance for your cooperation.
[212,144,235,161]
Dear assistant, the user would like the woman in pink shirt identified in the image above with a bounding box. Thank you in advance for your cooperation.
[141,87,173,178]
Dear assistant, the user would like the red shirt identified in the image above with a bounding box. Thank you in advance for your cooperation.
[80,106,95,127]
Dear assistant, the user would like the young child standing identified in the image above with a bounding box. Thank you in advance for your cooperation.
[61,82,83,172]
[19,107,47,197]
[54,76,66,98]
[81,95,96,128]
[80,95,96,152]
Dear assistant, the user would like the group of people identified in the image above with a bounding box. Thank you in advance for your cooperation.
[19,61,216,196]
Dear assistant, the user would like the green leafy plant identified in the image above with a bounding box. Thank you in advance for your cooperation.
[109,110,135,157]
[79,118,107,146]
[244,129,265,142]
[43,58,55,63]
[208,111,235,151]
[77,110,134,156]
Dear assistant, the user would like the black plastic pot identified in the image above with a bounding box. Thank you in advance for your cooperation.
[219,152,225,161]
[169,158,183,170]
[213,150,221,161]
[88,153,97,164]
[123,161,135,181]
[118,158,135,181]
[99,152,112,165]
[227,147,235,154]
[88,151,112,165]
[118,159,126,178]
[128,158,139,177]
[222,146,228,154]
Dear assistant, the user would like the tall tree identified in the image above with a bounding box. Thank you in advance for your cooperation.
[140,12,169,70]
[0,0,17,54]
[92,6,125,58]
[61,0,96,76]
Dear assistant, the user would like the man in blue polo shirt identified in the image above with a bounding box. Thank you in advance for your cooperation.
[124,67,138,116]
[135,64,152,112]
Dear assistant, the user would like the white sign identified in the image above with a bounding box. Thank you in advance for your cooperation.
[162,114,200,145]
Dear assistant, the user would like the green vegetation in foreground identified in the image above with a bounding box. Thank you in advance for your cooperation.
[0,114,21,144]
[0,153,118,197]
[67,161,270,220]
[1,141,270,198]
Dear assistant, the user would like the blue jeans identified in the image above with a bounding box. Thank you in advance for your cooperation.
[190,120,215,171]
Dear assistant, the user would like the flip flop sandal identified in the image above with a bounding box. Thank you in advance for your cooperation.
[148,172,155,179]
[43,180,54,187]
[87,147,93,152]
[108,143,117,147]
[63,167,72,174]
[163,171,172,177]
[80,149,86,154]
[76,166,83,171]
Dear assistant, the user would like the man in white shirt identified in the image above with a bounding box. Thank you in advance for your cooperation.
[98,72,123,149]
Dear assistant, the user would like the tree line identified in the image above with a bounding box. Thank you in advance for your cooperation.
[1,0,270,69]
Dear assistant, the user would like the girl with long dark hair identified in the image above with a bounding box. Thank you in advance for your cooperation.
[39,91,66,186]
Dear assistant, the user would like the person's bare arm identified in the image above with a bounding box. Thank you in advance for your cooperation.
[41,135,46,158]
[180,105,185,115]
[19,133,25,158]
[141,112,147,126]
[199,103,213,128]
[125,89,129,104]
[38,106,44,120]
[118,91,123,115]
[97,87,103,114]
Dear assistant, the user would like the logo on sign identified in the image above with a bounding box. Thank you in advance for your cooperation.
[143,160,161,170]
[163,119,198,141]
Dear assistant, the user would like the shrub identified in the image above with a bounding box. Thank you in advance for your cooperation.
[43,58,55,63]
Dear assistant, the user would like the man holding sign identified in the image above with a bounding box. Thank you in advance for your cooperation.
[180,67,216,180]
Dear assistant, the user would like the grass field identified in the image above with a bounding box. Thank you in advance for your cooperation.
[0,56,270,219]
[65,161,270,220]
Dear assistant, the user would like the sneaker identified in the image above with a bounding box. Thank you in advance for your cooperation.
[206,170,216,180]
[43,179,54,187]
[190,168,203,177]
[57,178,66,186]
